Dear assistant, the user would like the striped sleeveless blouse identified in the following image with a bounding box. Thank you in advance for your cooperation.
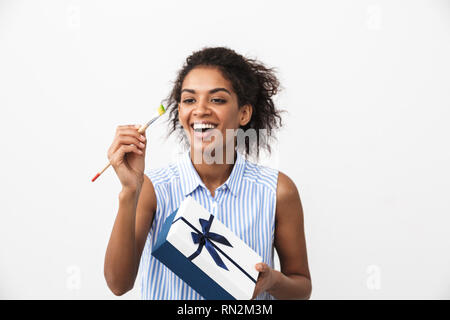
[139,151,279,300]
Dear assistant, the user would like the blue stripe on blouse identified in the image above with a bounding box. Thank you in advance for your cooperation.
[140,151,279,300]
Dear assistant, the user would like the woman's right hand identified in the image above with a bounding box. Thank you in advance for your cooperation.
[107,124,147,191]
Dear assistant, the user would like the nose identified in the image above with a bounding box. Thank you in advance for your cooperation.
[192,98,211,116]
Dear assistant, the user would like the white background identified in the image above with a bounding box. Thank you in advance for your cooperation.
[1,0,449,299]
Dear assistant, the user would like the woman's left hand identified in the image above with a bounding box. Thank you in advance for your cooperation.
[251,263,278,300]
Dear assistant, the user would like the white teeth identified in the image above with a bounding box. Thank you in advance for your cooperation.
[193,123,216,130]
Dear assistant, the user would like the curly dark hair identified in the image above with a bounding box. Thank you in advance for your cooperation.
[163,46,284,159]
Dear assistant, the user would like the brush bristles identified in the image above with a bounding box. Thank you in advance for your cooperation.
[158,104,166,116]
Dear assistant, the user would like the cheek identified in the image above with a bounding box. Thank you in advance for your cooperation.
[217,108,239,126]
[178,109,189,128]
[223,114,241,129]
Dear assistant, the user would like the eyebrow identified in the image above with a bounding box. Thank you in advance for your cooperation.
[181,88,232,96]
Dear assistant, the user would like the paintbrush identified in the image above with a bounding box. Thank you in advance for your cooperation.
[91,104,166,182]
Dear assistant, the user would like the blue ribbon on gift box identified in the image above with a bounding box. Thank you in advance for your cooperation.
[187,215,233,270]
[173,215,257,284]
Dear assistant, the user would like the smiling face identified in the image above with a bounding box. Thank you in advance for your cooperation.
[178,66,252,158]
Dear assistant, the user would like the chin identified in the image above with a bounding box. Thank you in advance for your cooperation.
[190,138,226,162]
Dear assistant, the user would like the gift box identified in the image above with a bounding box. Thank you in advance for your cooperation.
[151,196,262,300]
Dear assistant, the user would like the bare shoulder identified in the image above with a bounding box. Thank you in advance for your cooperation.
[275,171,304,225]
[276,171,301,206]
[277,171,298,194]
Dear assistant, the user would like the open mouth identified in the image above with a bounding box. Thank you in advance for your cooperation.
[190,122,219,140]
[191,122,218,133]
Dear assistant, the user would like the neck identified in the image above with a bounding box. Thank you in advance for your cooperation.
[190,148,237,197]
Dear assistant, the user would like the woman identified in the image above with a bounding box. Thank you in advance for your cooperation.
[104,47,312,300]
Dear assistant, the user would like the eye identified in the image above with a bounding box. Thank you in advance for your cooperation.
[211,98,226,104]
[182,98,195,104]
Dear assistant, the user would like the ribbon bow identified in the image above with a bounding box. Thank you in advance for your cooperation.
[187,215,233,270]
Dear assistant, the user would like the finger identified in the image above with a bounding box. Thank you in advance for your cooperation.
[115,125,146,143]
[117,136,146,150]
[110,128,146,153]
[116,124,142,131]
[116,128,147,142]
[252,265,268,300]
[112,144,143,163]
[134,123,146,134]
[108,136,146,160]
[255,263,269,273]
[250,263,268,300]
[251,279,263,300]
[115,124,140,139]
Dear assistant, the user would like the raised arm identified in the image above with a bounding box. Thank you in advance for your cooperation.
[103,125,157,296]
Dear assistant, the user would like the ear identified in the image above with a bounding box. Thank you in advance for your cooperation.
[239,104,253,127]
